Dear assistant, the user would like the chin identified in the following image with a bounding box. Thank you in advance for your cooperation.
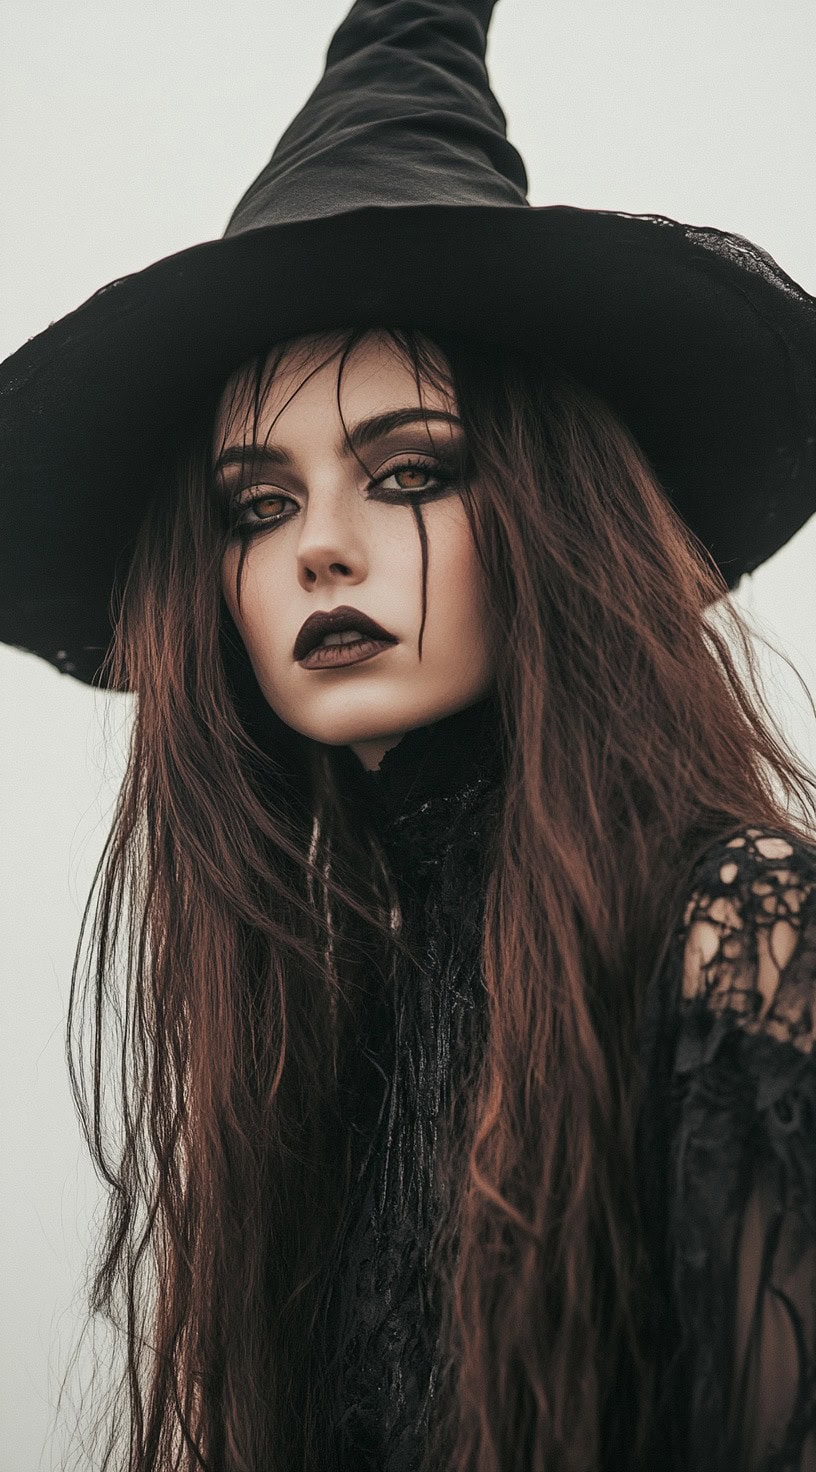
[268,679,491,749]
[281,705,430,749]
[312,719,411,748]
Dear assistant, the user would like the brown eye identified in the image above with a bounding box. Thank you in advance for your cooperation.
[373,455,456,498]
[391,464,434,490]
[229,489,296,536]
[249,494,288,518]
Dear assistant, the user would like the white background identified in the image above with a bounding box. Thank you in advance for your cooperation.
[2,2,816,1466]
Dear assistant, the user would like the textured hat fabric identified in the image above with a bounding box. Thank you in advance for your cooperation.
[1,0,815,689]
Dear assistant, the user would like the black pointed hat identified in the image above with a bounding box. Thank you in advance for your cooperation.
[2,0,815,687]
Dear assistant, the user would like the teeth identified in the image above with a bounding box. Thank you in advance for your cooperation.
[318,629,367,647]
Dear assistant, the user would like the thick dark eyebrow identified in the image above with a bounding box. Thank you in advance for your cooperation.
[213,407,463,476]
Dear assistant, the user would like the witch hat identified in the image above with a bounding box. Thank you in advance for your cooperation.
[1,0,815,688]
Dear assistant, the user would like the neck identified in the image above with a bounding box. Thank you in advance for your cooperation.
[335,690,503,832]
[349,730,409,772]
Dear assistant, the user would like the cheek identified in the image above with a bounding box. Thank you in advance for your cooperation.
[428,506,488,628]
[220,550,285,671]
[220,549,240,625]
[433,503,483,594]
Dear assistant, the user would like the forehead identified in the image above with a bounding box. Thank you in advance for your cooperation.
[214,330,455,448]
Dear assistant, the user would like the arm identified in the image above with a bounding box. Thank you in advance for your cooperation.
[668,827,816,1470]
[732,1163,816,1471]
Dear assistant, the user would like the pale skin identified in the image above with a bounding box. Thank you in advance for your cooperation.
[216,330,496,770]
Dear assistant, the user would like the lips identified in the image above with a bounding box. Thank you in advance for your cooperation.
[293,604,398,662]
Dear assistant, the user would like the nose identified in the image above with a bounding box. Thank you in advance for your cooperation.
[296,483,367,591]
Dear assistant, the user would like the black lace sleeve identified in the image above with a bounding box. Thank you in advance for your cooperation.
[661,826,816,1471]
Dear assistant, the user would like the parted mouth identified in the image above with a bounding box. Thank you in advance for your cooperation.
[293,605,398,662]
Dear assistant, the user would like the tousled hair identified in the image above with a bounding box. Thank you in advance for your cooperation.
[62,326,816,1471]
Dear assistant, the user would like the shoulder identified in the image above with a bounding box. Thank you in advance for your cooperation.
[676,824,816,1055]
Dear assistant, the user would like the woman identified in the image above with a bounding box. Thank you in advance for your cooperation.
[3,3,816,1470]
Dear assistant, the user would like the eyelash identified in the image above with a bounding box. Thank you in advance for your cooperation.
[226,454,459,537]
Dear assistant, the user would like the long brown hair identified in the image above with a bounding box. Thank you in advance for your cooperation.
[64,326,816,1471]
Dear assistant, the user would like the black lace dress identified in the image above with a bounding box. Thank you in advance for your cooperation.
[315,697,816,1471]
[639,823,816,1471]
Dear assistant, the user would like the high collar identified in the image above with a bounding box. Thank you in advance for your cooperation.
[333,690,504,875]
[364,690,501,809]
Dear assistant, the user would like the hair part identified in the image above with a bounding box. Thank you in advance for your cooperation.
[61,326,816,1471]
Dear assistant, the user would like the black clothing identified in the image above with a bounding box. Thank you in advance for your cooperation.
[640,823,816,1471]
[317,699,816,1470]
[322,696,504,1471]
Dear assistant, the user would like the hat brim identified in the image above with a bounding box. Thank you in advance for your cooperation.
[1,202,814,687]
